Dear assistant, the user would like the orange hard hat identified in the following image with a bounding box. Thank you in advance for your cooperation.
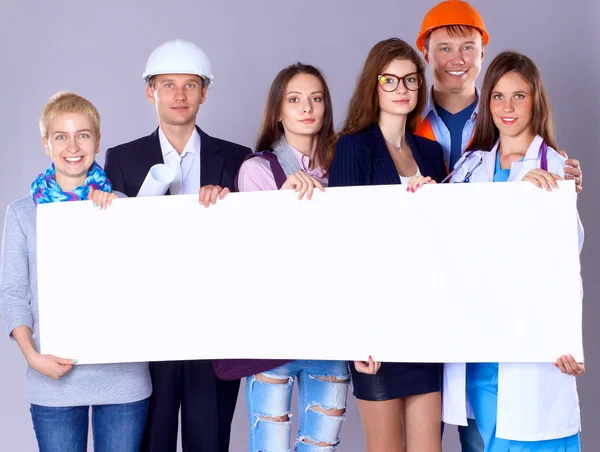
[416,0,489,52]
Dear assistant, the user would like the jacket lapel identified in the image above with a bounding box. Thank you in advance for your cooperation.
[198,126,225,186]
[508,135,543,182]
[405,130,426,175]
[146,128,165,165]
[369,125,401,184]
[481,141,499,182]
[144,128,169,195]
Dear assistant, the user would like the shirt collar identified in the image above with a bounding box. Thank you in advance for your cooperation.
[472,88,481,120]
[524,135,544,160]
[288,143,310,171]
[422,85,481,122]
[490,135,543,161]
[287,141,327,177]
[159,127,201,158]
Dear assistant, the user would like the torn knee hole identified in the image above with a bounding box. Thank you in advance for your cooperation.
[301,437,337,447]
[256,373,290,385]
[257,414,290,423]
[309,405,346,417]
[315,375,350,384]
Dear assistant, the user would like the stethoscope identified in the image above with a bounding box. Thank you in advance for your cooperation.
[440,142,549,184]
[440,151,483,183]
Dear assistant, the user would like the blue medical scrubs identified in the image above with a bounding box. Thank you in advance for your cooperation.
[464,151,581,451]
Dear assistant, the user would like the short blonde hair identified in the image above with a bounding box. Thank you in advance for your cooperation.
[39,92,101,139]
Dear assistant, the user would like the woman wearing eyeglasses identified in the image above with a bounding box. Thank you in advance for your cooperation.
[328,38,446,452]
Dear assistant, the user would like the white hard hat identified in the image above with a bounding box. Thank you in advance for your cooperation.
[142,39,214,89]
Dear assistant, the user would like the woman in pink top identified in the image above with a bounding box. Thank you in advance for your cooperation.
[238,63,331,197]
[236,63,350,452]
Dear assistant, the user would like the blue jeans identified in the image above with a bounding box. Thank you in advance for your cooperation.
[30,398,149,452]
[246,360,350,452]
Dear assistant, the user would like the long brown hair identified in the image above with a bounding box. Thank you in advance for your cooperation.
[255,63,335,170]
[337,38,427,137]
[469,51,559,152]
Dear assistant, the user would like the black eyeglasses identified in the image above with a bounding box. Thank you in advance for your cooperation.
[377,72,423,92]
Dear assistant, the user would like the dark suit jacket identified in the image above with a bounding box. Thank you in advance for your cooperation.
[104,126,251,197]
[328,124,447,187]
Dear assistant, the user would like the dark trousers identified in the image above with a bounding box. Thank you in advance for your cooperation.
[441,419,485,452]
[141,360,240,452]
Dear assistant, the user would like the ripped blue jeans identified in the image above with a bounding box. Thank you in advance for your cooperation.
[246,360,350,452]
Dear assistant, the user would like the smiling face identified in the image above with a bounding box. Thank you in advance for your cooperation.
[489,71,534,139]
[424,27,484,93]
[146,74,206,127]
[42,112,100,189]
[278,73,326,140]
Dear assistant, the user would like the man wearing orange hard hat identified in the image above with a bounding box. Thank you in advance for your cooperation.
[413,2,582,451]
[414,0,581,191]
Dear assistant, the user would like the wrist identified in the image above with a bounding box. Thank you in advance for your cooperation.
[24,349,39,364]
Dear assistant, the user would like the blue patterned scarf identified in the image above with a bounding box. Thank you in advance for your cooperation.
[30,161,112,205]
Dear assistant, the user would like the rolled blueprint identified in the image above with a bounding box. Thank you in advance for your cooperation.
[137,164,175,197]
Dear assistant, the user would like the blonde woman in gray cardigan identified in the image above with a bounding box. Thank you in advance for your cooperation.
[1,92,151,452]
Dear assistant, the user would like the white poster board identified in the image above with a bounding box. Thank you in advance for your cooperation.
[36,182,582,365]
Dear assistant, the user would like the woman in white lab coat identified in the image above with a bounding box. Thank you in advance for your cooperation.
[410,51,584,451]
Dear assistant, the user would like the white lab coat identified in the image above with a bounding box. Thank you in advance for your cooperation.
[444,135,583,441]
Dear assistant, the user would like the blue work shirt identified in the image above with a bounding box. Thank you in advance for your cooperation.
[421,86,480,171]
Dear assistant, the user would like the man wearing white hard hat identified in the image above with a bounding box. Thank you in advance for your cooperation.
[104,39,249,452]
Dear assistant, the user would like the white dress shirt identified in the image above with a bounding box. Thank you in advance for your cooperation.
[159,128,201,195]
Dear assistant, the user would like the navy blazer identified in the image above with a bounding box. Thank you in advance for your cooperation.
[329,124,447,187]
[104,126,251,197]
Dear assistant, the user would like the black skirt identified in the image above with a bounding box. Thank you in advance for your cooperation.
[351,361,443,401]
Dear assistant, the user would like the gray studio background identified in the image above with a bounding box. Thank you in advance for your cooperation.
[1,0,598,450]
